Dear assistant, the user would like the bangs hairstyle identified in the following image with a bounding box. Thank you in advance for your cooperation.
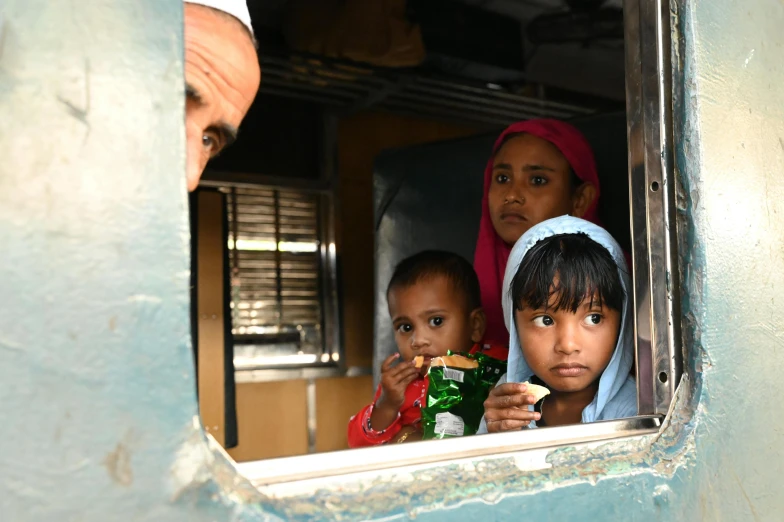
[496,132,582,190]
[387,251,482,311]
[511,233,624,313]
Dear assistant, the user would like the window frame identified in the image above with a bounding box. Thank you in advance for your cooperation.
[200,114,344,380]
[234,0,683,487]
[624,0,683,414]
[236,415,663,487]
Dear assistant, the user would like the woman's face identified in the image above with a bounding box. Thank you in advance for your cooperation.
[488,134,592,245]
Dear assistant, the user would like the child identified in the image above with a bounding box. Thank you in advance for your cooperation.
[479,216,636,433]
[474,119,603,345]
[348,251,507,447]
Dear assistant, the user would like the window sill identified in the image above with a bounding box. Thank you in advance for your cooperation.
[236,415,663,488]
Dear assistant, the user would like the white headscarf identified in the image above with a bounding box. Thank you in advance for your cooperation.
[185,0,254,37]
[477,216,637,434]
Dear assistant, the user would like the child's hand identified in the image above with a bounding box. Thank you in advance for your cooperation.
[483,383,542,433]
[378,353,420,410]
[369,353,420,433]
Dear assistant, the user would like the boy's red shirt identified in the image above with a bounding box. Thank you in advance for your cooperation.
[347,343,508,448]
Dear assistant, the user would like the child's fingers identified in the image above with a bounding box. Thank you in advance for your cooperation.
[485,407,540,424]
[486,418,534,433]
[490,383,528,397]
[387,359,416,379]
[380,353,401,372]
[394,366,421,385]
[484,391,535,410]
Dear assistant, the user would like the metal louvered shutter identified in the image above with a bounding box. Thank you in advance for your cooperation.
[226,187,324,368]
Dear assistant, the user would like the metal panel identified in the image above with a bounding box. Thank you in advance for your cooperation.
[624,0,683,414]
[372,135,493,383]
[0,0,261,520]
[257,53,595,128]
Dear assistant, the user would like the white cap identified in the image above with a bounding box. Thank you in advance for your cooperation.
[185,0,254,37]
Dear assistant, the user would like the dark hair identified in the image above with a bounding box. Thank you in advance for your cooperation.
[387,250,482,311]
[511,233,624,313]
[495,132,583,190]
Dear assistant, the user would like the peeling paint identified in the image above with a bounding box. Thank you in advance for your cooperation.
[104,439,134,487]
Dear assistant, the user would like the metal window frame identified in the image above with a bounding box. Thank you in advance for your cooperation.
[200,112,344,379]
[235,0,682,486]
[624,0,683,415]
[237,415,664,489]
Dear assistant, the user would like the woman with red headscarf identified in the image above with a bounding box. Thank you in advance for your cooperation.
[474,119,602,345]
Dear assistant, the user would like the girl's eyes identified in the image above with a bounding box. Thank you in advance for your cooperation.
[583,313,603,326]
[429,317,444,327]
[494,173,510,184]
[397,324,413,333]
[532,315,554,327]
[530,175,548,186]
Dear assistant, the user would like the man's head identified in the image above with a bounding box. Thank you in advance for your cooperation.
[184,0,261,191]
[386,251,486,368]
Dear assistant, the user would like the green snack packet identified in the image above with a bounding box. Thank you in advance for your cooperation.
[422,351,506,440]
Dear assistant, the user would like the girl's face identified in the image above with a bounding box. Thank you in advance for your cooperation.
[515,292,620,394]
[488,134,595,245]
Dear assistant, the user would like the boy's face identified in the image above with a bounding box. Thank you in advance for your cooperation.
[515,291,620,393]
[388,275,485,369]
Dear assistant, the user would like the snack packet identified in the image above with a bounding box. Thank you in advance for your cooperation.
[421,351,506,439]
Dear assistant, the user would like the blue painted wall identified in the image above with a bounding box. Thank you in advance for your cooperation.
[1,0,783,520]
[0,1,264,520]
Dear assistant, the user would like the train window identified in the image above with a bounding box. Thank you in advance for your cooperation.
[224,186,338,370]
[190,0,683,487]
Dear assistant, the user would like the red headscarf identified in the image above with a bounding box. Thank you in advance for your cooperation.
[474,119,602,345]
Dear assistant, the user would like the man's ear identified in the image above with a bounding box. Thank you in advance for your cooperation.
[469,308,487,344]
[571,183,598,218]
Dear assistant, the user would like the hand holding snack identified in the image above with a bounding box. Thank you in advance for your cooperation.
[370,353,421,431]
[379,353,421,407]
[483,382,549,433]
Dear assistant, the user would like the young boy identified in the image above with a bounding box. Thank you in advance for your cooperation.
[480,216,637,433]
[348,251,507,447]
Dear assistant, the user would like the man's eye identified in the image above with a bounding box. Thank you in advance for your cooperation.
[202,132,221,156]
[495,174,509,184]
[533,315,554,327]
[583,313,603,326]
[429,317,444,327]
[531,176,548,185]
[397,324,412,333]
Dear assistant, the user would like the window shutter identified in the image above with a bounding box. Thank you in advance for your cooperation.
[226,187,324,361]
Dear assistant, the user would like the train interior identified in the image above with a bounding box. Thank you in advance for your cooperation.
[191,0,634,462]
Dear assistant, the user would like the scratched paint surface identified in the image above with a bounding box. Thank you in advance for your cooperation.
[0,1,264,520]
[2,0,784,520]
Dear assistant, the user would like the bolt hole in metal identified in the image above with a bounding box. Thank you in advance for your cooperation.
[658,371,668,383]
[650,181,660,192]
